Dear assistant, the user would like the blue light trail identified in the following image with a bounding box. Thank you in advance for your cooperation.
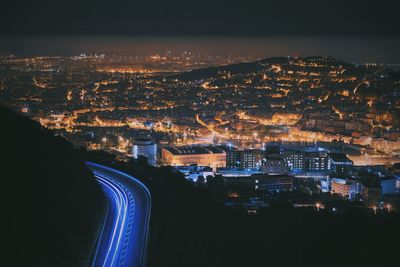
[87,162,151,267]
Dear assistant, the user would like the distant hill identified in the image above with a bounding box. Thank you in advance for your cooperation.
[1,105,105,267]
[171,55,399,101]
[175,56,352,81]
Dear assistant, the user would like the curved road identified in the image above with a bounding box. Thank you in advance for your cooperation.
[87,162,151,267]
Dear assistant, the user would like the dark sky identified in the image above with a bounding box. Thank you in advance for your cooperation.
[1,0,399,36]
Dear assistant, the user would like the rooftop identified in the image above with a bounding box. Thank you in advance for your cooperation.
[163,145,226,155]
[329,152,353,163]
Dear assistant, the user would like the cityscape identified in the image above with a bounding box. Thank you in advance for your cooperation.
[2,0,400,266]
[2,51,400,209]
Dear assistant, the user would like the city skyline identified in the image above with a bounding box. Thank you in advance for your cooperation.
[2,36,400,64]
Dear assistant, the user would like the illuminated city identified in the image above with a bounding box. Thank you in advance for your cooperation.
[1,53,399,165]
[2,0,400,266]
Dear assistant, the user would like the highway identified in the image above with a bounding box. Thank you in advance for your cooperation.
[87,162,151,267]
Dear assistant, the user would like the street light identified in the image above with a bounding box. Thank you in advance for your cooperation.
[315,202,321,212]
[386,204,392,213]
[372,206,377,215]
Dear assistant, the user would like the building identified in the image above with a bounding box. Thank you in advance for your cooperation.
[396,175,400,193]
[216,168,261,177]
[284,147,329,173]
[284,149,305,172]
[381,177,397,195]
[174,165,213,182]
[219,146,264,170]
[261,153,288,175]
[240,149,264,169]
[161,146,226,171]
[305,148,329,172]
[218,145,241,168]
[319,177,331,192]
[253,174,293,192]
[328,153,353,175]
[330,178,362,200]
[132,137,157,166]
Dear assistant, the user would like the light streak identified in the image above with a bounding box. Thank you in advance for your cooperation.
[88,162,151,267]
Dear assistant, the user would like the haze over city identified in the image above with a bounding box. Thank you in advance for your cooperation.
[1,36,400,64]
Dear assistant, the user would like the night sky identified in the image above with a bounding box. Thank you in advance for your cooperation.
[1,0,399,36]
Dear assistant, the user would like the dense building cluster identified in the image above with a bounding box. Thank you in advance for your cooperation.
[1,54,399,165]
[1,53,400,213]
[162,142,400,213]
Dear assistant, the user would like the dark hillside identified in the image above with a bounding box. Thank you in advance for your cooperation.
[1,105,105,267]
[174,57,290,81]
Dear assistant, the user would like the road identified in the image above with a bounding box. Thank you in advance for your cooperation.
[87,162,151,267]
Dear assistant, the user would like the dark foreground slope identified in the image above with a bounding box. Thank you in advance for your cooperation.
[1,106,105,267]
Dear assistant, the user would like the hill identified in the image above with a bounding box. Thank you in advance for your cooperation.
[174,56,352,81]
[1,105,105,267]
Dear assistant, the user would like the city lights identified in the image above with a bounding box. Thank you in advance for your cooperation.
[2,1,400,266]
